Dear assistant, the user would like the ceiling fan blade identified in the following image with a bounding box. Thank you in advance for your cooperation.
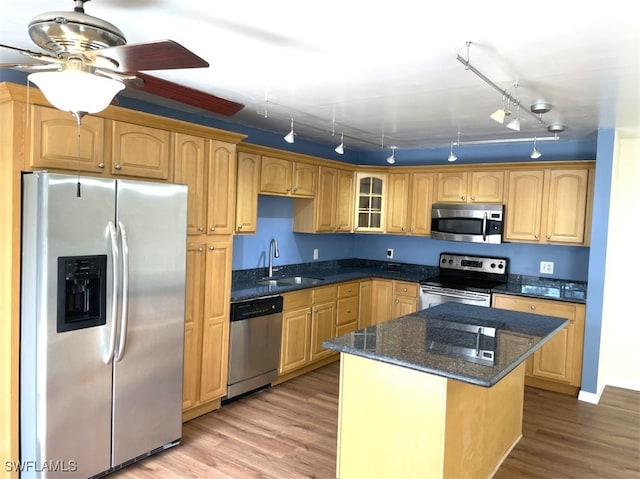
[131,72,244,116]
[0,43,59,63]
[87,40,208,73]
[0,62,60,72]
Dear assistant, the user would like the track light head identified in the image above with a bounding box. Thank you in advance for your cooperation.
[447,140,457,162]
[335,133,344,154]
[284,119,295,143]
[506,117,521,131]
[490,108,506,124]
[386,146,397,164]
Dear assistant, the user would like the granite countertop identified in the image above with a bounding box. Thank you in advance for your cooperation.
[323,302,568,387]
[230,259,587,304]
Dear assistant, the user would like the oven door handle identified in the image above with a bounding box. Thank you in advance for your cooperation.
[482,212,488,242]
[421,289,488,301]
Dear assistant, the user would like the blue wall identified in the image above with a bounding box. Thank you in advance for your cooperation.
[233,195,590,282]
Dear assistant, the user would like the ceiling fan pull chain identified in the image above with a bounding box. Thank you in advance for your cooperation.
[72,111,86,197]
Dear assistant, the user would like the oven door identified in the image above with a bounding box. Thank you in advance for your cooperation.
[419,284,491,309]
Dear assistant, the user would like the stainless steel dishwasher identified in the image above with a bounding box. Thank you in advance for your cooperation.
[226,295,283,400]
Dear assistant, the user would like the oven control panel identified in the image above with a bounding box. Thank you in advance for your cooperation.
[439,253,508,275]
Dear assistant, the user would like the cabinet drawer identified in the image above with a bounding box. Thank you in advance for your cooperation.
[337,296,359,325]
[394,282,418,298]
[313,285,337,303]
[338,281,359,298]
[336,321,358,337]
[283,290,312,310]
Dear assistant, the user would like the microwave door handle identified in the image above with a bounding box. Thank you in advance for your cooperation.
[482,212,487,242]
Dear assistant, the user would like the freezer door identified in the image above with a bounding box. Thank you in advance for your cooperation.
[111,179,187,466]
[21,173,115,479]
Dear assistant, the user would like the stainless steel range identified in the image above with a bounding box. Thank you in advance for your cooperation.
[419,253,509,309]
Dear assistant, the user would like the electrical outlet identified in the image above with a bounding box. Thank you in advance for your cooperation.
[540,261,554,274]
[313,248,319,260]
[386,248,394,259]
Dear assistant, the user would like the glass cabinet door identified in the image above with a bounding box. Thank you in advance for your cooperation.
[355,173,386,232]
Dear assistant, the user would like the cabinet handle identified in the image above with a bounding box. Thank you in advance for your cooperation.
[395,299,399,304]
[471,196,475,201]
[237,224,243,231]
[346,309,351,314]
[197,247,204,252]
[115,164,122,170]
[530,305,536,310]
[209,246,215,251]
[546,234,551,240]
[409,227,414,232]
[210,226,216,232]
[198,226,204,232]
[403,288,408,292]
[293,187,298,192]
[534,234,539,240]
[287,187,292,192]
[461,195,466,201]
[401,226,406,232]
[98,162,105,169]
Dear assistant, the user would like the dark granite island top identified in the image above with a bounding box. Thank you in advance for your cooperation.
[323,301,568,387]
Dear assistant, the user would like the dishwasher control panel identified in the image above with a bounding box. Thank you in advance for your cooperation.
[231,295,283,321]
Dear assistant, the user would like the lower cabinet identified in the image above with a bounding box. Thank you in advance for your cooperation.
[279,285,338,377]
[492,293,585,395]
[368,279,419,326]
[336,281,360,336]
[182,237,233,420]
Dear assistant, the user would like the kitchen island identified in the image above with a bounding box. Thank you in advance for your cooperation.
[323,302,568,479]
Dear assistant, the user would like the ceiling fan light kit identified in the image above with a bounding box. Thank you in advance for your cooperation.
[1,0,244,119]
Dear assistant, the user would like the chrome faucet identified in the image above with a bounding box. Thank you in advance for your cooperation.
[268,238,280,278]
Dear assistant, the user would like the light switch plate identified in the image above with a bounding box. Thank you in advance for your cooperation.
[313,248,319,260]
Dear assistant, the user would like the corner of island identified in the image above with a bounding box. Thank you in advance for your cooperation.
[323,301,568,479]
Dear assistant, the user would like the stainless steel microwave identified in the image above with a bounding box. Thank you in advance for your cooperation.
[431,203,504,244]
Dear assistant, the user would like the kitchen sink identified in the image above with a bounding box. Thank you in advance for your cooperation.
[256,276,324,287]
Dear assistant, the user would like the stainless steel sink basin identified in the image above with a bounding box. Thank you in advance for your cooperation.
[256,276,324,287]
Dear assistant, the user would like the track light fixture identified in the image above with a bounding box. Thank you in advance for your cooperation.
[335,133,345,154]
[386,146,397,164]
[284,118,295,143]
[447,141,458,162]
[530,137,542,159]
[458,42,565,134]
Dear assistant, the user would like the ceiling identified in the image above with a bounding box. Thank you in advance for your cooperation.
[1,0,638,152]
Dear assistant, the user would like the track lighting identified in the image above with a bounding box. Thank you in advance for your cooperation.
[490,95,511,124]
[335,132,344,154]
[284,119,295,143]
[386,146,397,164]
[530,137,542,159]
[506,83,521,131]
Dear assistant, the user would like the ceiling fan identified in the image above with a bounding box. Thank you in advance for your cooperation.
[0,0,244,117]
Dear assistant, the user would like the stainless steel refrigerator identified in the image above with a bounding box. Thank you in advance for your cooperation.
[20,172,188,478]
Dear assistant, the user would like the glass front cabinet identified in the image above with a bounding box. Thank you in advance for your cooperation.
[354,172,387,232]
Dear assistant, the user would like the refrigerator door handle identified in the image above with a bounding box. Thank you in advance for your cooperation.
[106,221,119,364]
[115,221,130,362]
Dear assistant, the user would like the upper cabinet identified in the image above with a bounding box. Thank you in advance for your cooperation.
[354,172,387,232]
[435,170,504,203]
[235,151,260,235]
[505,167,591,245]
[28,105,107,174]
[260,156,316,197]
[110,120,171,180]
[174,134,237,236]
[386,171,434,235]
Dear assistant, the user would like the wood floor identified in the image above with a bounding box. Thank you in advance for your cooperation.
[111,361,640,479]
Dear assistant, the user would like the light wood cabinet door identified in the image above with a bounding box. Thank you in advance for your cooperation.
[335,169,354,232]
[504,169,546,242]
[199,239,232,402]
[111,121,171,180]
[260,156,291,194]
[310,300,336,361]
[235,152,259,234]
[292,161,317,197]
[386,172,410,233]
[182,239,206,410]
[392,281,419,319]
[279,306,311,374]
[408,172,434,235]
[544,168,589,244]
[370,279,394,325]
[29,105,107,174]
[470,170,504,203]
[174,133,207,235]
[358,280,373,328]
[492,294,585,388]
[206,140,236,235]
[436,171,468,203]
[315,166,338,232]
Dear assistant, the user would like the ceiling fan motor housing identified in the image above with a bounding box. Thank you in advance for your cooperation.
[28,10,126,55]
